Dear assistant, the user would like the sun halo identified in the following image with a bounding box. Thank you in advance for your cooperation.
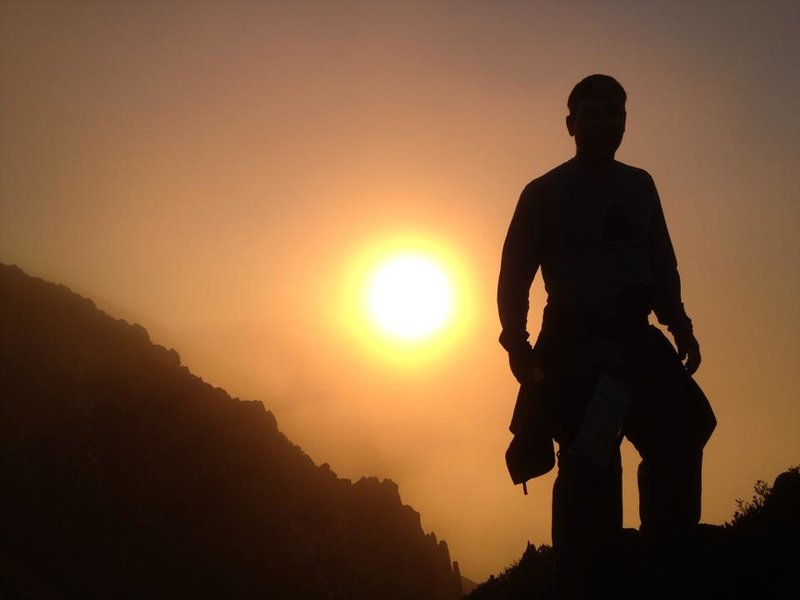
[336,234,474,365]
[366,254,453,341]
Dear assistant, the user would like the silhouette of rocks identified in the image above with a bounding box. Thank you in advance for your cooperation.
[467,542,555,600]
[0,263,463,599]
[465,466,800,599]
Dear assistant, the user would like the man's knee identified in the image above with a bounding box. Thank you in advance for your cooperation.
[638,449,704,538]
[552,449,623,545]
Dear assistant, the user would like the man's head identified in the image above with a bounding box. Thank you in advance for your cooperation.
[566,74,627,160]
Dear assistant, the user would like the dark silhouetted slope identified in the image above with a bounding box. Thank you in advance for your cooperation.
[466,466,800,599]
[0,263,463,599]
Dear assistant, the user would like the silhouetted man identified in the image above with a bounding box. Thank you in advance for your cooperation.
[497,75,715,598]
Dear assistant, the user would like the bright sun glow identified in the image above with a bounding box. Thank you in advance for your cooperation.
[336,232,474,365]
[367,254,453,340]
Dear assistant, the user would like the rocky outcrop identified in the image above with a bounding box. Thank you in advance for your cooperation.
[466,467,800,599]
[0,263,462,599]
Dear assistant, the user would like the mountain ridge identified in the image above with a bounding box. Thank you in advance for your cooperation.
[0,262,463,599]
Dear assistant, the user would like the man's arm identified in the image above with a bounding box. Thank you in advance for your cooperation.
[497,183,544,384]
[646,174,701,374]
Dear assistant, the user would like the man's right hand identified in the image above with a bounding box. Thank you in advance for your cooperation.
[508,348,545,386]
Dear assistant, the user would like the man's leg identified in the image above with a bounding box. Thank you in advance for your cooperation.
[633,445,704,598]
[626,342,707,597]
[637,449,703,543]
[552,440,624,597]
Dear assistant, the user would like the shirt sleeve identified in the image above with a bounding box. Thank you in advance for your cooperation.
[646,174,693,335]
[497,183,545,353]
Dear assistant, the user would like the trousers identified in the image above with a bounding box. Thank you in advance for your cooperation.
[533,304,714,598]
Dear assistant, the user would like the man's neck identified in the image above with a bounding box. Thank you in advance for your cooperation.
[574,151,616,176]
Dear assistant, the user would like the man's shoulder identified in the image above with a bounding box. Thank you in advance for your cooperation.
[521,160,575,197]
[614,160,655,185]
[519,160,657,202]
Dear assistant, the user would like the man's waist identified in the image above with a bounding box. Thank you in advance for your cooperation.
[541,299,650,339]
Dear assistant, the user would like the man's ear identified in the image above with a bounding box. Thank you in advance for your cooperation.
[566,114,575,137]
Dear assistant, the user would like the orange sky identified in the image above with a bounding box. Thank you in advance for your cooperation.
[2,1,799,581]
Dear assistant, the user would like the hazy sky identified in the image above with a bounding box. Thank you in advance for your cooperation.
[2,1,799,580]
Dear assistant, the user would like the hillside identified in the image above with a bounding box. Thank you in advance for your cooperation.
[466,468,799,599]
[0,263,463,599]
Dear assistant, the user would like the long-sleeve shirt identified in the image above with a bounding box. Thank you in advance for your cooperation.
[497,158,692,354]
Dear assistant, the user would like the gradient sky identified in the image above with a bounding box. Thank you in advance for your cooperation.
[2,1,799,581]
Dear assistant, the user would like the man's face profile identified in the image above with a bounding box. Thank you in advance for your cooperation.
[566,91,626,159]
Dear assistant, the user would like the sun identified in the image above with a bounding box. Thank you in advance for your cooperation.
[335,232,474,364]
[366,254,453,341]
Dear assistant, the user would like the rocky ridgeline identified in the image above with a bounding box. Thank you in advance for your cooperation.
[465,472,800,598]
[0,263,463,599]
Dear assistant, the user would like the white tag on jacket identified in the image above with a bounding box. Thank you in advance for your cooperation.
[571,374,632,467]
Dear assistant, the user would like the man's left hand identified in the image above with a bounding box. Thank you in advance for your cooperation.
[675,331,701,375]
